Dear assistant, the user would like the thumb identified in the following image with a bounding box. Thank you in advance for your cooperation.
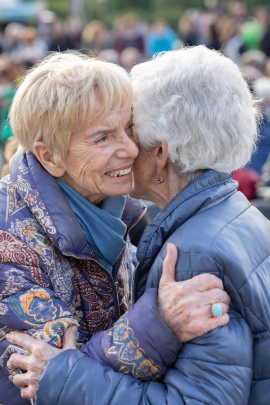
[159,243,178,286]
[62,326,78,351]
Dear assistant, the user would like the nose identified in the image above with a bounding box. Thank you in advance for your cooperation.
[117,132,139,160]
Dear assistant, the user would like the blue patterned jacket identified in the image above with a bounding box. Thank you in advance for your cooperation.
[0,150,181,405]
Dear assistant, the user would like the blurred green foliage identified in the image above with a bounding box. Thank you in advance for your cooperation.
[47,0,70,17]
[23,0,270,28]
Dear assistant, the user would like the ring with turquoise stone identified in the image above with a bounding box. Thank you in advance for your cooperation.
[212,303,222,317]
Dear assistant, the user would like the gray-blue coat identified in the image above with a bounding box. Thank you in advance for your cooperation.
[36,170,270,405]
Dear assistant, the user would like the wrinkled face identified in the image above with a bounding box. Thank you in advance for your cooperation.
[60,108,138,204]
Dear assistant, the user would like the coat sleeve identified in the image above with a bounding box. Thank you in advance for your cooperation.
[80,288,182,381]
[0,241,78,382]
[35,252,253,405]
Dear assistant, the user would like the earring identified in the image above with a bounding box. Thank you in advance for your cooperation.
[157,175,165,185]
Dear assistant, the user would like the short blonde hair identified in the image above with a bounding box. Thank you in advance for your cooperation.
[10,52,133,158]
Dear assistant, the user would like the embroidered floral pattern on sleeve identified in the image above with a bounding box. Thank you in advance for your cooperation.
[103,314,164,381]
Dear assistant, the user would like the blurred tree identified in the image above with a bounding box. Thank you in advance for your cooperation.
[47,0,70,17]
[22,0,270,20]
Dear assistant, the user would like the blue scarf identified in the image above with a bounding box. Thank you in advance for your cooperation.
[56,179,127,273]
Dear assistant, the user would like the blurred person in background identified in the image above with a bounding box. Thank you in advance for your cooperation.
[15,27,48,64]
[227,0,247,23]
[2,23,25,56]
[265,58,270,77]
[120,47,141,73]
[242,6,268,51]
[81,20,112,55]
[178,9,199,46]
[0,63,15,145]
[65,17,83,50]
[0,61,15,171]
[241,50,267,73]
[220,17,247,66]
[49,20,76,52]
[249,76,270,174]
[1,136,18,177]
[260,8,270,58]
[113,13,144,55]
[146,19,179,57]
[98,49,120,64]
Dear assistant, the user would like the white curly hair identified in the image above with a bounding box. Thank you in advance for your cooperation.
[130,46,260,181]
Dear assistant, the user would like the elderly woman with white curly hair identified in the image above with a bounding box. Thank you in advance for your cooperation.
[6,46,270,405]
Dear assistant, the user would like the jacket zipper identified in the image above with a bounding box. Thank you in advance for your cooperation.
[115,207,147,282]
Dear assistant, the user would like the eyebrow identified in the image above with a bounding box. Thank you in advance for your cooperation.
[89,114,133,138]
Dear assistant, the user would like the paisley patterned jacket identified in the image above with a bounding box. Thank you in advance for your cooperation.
[0,150,181,405]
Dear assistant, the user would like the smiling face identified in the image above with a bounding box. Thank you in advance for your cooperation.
[59,108,138,204]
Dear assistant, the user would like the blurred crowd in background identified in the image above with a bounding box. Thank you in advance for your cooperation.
[1,0,270,208]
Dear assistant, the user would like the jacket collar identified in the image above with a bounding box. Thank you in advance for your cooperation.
[136,170,238,273]
[9,150,144,259]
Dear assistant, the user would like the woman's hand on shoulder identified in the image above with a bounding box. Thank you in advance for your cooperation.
[158,243,230,343]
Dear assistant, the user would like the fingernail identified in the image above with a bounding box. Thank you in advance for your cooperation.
[213,304,222,317]
[167,243,171,253]
[6,333,12,341]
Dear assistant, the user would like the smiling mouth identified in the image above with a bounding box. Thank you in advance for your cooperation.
[105,167,132,177]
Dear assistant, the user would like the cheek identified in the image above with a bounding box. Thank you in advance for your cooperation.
[67,146,111,180]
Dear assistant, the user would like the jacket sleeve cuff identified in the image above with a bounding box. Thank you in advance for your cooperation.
[80,288,182,381]
[118,288,182,367]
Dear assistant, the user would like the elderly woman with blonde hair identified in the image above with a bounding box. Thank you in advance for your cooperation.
[0,51,231,405]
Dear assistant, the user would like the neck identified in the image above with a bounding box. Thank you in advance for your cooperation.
[133,164,189,209]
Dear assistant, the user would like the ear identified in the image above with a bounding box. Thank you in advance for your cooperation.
[153,140,168,177]
[33,141,65,177]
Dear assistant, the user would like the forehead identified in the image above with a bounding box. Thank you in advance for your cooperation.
[72,108,132,142]
[88,108,132,130]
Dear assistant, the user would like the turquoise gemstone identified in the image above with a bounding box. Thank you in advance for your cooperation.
[213,304,222,316]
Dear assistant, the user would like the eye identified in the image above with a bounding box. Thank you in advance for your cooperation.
[126,123,134,136]
[96,135,109,143]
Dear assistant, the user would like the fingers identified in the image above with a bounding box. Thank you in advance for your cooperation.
[188,303,229,323]
[7,353,30,371]
[202,288,231,306]
[206,313,230,332]
[13,372,31,387]
[6,332,35,353]
[159,243,178,285]
[190,273,224,292]
[21,384,38,400]
[62,326,78,351]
